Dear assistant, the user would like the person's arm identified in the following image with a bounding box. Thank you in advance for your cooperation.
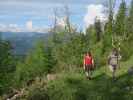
[92,58,95,68]
[92,58,94,67]
[83,57,85,70]
[107,55,111,65]
[118,54,122,69]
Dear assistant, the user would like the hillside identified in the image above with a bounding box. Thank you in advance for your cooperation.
[2,56,133,100]
[1,32,50,55]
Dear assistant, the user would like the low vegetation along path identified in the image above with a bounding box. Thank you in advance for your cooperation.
[4,57,133,100]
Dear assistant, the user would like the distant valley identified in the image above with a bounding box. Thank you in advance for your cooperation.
[1,32,50,55]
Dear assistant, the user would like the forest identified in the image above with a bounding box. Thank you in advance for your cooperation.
[0,0,133,100]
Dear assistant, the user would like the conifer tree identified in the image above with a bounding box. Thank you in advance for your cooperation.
[126,0,133,41]
[114,0,127,37]
[94,18,102,42]
[103,0,115,53]
[0,34,15,95]
[25,40,51,76]
[0,39,15,73]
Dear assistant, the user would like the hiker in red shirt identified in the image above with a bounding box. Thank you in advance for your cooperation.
[83,51,94,79]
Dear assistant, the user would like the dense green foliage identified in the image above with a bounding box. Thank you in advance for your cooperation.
[18,56,133,100]
[0,33,15,95]
[15,40,55,86]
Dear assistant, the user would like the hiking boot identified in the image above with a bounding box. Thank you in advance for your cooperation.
[89,77,92,80]
[86,77,92,80]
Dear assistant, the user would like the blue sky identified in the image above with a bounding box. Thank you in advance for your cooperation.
[0,0,131,32]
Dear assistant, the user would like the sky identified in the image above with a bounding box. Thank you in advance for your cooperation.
[0,0,131,32]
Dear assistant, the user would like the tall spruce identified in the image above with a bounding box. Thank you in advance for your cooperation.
[94,18,102,42]
[126,0,133,40]
[0,39,15,73]
[103,0,115,53]
[25,40,51,75]
[15,40,53,83]
[104,0,114,35]
[86,25,97,46]
[0,34,15,95]
[114,0,127,37]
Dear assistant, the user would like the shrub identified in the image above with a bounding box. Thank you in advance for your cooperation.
[27,88,49,100]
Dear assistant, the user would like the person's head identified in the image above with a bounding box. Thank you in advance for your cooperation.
[112,48,118,56]
[86,51,91,56]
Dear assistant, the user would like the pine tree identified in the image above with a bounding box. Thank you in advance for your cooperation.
[104,0,114,36]
[126,0,133,41]
[0,40,15,73]
[86,25,97,47]
[0,34,15,95]
[114,0,131,60]
[102,0,115,53]
[114,0,127,37]
[25,40,51,76]
[94,18,102,42]
[15,40,54,83]
[45,46,56,73]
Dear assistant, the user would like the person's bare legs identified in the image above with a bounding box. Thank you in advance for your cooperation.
[88,69,92,79]
[85,71,91,79]
[112,70,115,80]
[85,71,89,78]
[112,66,117,81]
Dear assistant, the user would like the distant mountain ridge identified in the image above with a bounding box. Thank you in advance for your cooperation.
[1,32,51,55]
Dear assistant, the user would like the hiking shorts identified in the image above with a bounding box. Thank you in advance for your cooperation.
[85,64,93,71]
[109,64,117,72]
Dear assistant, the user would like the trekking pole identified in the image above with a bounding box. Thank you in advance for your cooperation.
[118,42,121,69]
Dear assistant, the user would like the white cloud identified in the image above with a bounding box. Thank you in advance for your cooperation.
[0,22,49,33]
[8,24,21,32]
[26,20,33,31]
[0,24,21,32]
[0,24,6,32]
[0,24,6,29]
[9,24,18,28]
[84,4,107,28]
[57,17,66,27]
[32,27,50,33]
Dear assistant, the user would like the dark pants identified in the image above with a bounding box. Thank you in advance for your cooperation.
[85,64,93,77]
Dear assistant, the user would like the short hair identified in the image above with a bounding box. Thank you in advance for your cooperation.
[112,48,118,56]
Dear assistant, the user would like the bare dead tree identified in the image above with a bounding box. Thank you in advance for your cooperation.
[108,0,116,24]
[53,8,58,33]
[64,5,71,33]
[107,0,118,47]
[106,0,116,14]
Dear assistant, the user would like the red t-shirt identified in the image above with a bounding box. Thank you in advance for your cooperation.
[84,55,93,65]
